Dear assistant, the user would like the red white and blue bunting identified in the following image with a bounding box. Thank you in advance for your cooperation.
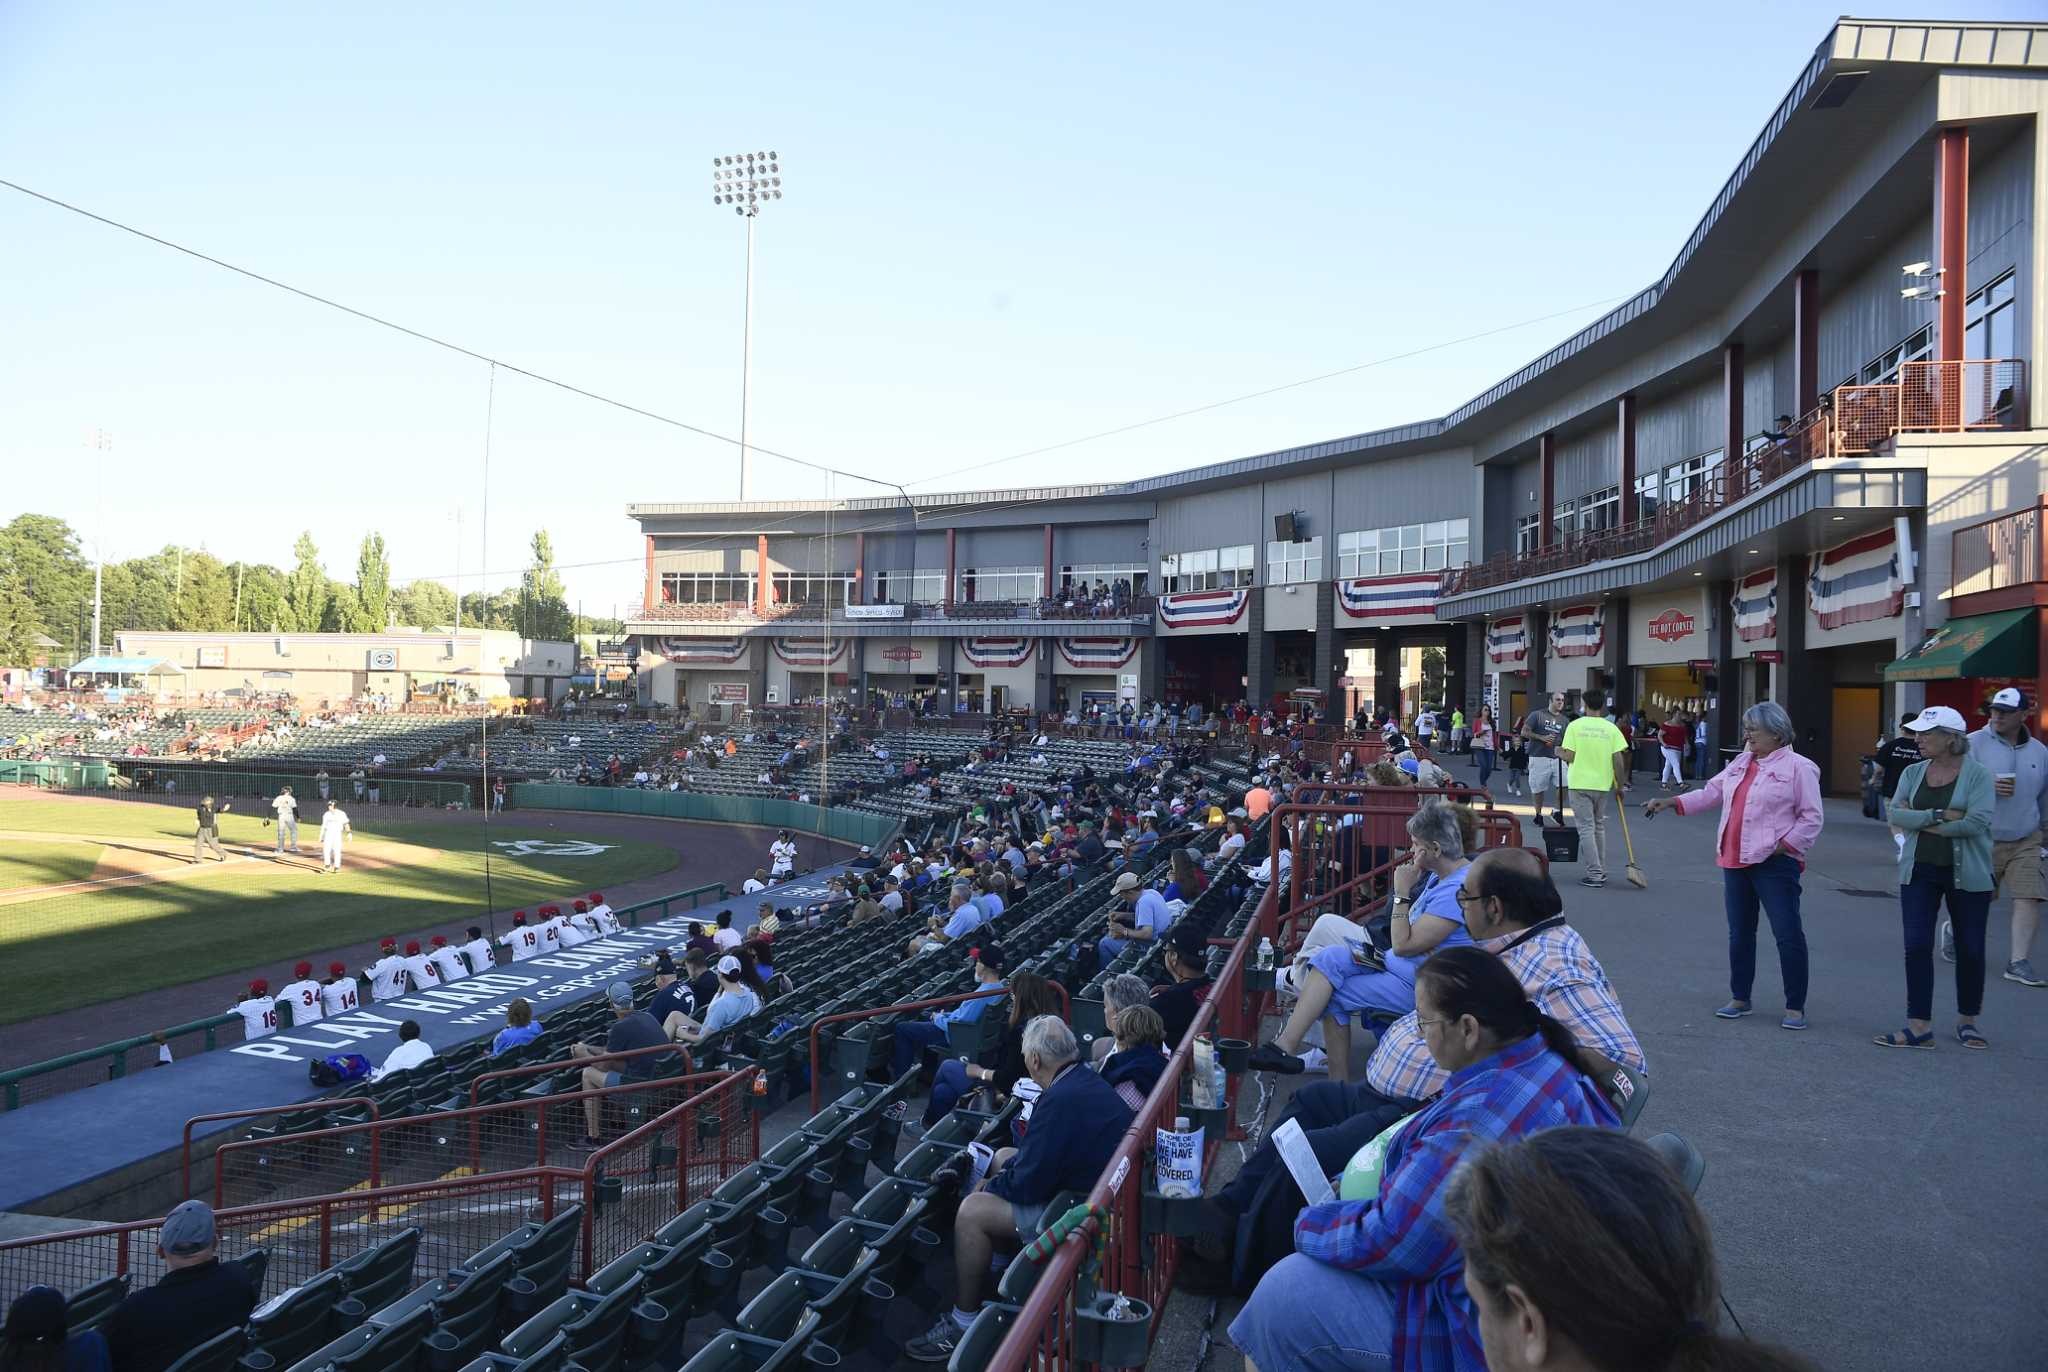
[1548,604,1605,659]
[771,638,850,669]
[1731,569,1779,642]
[960,637,1036,669]
[649,636,747,665]
[1337,573,1440,621]
[1486,616,1529,667]
[1808,528,1904,630]
[1056,638,1137,670]
[1157,589,1249,628]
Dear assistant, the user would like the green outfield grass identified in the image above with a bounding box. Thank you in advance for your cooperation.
[0,795,680,1024]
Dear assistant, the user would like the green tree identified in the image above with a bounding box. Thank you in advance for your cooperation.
[228,562,290,631]
[280,533,329,632]
[0,515,89,648]
[353,533,392,631]
[519,530,574,640]
[390,579,458,629]
[0,547,42,663]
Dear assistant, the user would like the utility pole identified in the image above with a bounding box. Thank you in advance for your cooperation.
[89,430,110,658]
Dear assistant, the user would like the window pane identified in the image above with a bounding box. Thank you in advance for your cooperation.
[1424,521,1447,544]
[1401,546,1423,572]
[1450,518,1469,540]
[1381,550,1403,574]
[1423,545,1445,570]
[1399,524,1421,547]
[1449,541,1468,567]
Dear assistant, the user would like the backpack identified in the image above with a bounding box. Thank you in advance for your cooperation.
[309,1052,372,1087]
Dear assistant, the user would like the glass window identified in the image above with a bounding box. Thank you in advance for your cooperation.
[957,568,1042,602]
[1578,485,1620,534]
[660,572,757,605]
[1264,535,1323,585]
[873,569,946,604]
[1515,514,1540,556]
[771,573,853,608]
[1345,520,1471,576]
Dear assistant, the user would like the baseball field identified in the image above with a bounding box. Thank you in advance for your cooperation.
[0,791,681,1023]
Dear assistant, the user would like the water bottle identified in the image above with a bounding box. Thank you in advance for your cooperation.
[1212,1060,1227,1109]
[1256,937,1274,971]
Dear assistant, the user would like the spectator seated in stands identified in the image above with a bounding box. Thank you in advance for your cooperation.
[906,879,983,958]
[1445,1128,1818,1372]
[1091,972,1153,1066]
[891,943,1006,1083]
[572,982,670,1147]
[1206,849,1645,1285]
[644,951,694,1023]
[1150,921,1216,1046]
[104,1201,256,1372]
[905,1016,1135,1363]
[1097,870,1171,965]
[1099,1004,1169,1111]
[918,966,1061,1132]
[1228,947,1620,1372]
[6,1284,111,1372]
[663,953,765,1047]
[491,998,541,1055]
[1249,800,1476,1080]
[372,1019,435,1081]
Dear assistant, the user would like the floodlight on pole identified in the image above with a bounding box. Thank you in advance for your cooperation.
[711,149,785,501]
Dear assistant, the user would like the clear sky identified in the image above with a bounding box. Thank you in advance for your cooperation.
[4,2,2037,614]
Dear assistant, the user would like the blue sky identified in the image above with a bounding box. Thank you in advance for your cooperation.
[3,2,2037,612]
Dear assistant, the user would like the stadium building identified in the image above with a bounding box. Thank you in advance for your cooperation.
[110,628,579,706]
[628,16,2048,793]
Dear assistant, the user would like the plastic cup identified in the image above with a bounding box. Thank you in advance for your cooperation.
[1998,773,2017,797]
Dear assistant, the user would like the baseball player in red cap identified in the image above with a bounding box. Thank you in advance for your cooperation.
[399,939,441,992]
[427,935,468,983]
[499,911,540,962]
[364,938,408,1001]
[320,961,360,1017]
[232,980,277,1039]
[278,961,323,1025]
[559,900,595,948]
[587,892,621,935]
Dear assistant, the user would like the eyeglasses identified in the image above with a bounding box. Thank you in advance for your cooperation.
[1453,888,1480,905]
[1415,1015,1451,1031]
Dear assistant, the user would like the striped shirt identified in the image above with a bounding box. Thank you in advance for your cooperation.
[1365,919,1644,1104]
[1295,1033,1621,1372]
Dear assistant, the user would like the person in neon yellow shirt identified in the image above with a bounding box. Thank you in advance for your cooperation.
[1559,689,1631,887]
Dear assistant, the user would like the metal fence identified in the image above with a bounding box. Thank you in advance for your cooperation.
[511,782,900,849]
[87,761,474,810]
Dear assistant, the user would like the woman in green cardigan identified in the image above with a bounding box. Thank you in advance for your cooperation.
[1878,706,1996,1050]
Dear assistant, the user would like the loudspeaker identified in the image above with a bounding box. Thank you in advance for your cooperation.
[1273,512,1298,543]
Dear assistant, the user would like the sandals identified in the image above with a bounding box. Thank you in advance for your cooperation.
[1872,1026,1935,1050]
[1955,1024,1989,1050]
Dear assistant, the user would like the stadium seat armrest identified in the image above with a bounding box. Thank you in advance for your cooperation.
[332,1296,366,1322]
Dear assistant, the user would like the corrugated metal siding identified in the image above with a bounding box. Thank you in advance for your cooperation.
[651,546,742,575]
[1153,488,1260,556]
[1055,523,1149,565]
[767,537,855,575]
[956,527,1040,568]
[1970,128,2032,288]
[1744,344,1787,436]
[1258,473,1335,546]
[1637,375,1723,468]
[1819,219,1929,391]
[1331,451,1473,529]
[1554,426,1619,502]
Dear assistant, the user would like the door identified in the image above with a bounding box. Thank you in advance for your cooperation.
[1830,686,1880,796]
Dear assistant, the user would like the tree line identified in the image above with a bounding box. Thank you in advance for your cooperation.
[0,515,618,665]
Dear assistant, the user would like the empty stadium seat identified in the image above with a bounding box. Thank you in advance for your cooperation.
[244,1269,349,1370]
[497,1270,656,1372]
[451,1207,584,1325]
[63,1273,129,1334]
[332,1229,421,1319]
[284,1304,430,1372]
[164,1327,248,1372]
[361,1249,517,1368]
[674,1310,835,1372]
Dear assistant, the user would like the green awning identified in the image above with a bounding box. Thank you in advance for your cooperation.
[1884,608,2037,681]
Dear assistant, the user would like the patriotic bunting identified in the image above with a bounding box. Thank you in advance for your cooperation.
[1157,589,1249,628]
[1486,616,1529,667]
[771,638,849,668]
[1731,569,1778,642]
[1548,604,1605,659]
[1056,638,1137,670]
[649,636,747,665]
[1337,573,1440,621]
[1808,528,1904,629]
[960,637,1036,668]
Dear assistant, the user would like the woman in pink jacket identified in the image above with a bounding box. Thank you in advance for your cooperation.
[1643,701,1825,1030]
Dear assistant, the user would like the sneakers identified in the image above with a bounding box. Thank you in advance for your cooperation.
[1780,1012,1809,1031]
[1246,1041,1305,1075]
[905,1312,969,1363]
[1713,1002,1753,1020]
[1940,919,1955,963]
[2005,958,2046,987]
[1580,875,1606,888]
[1298,1046,1329,1074]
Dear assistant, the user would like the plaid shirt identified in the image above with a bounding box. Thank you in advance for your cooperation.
[1365,919,1645,1103]
[1295,1033,1621,1372]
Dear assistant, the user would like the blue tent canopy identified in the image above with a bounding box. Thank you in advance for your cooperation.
[67,656,173,674]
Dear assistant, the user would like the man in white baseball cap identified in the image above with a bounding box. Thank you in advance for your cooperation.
[1965,687,2048,986]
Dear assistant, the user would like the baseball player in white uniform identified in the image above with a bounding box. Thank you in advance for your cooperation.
[535,907,566,954]
[399,940,441,991]
[319,801,352,873]
[364,939,409,1001]
[319,962,361,1017]
[270,786,301,854]
[232,980,278,1039]
[769,831,798,878]
[460,926,496,976]
[558,902,594,948]
[585,892,621,935]
[277,961,323,1025]
[499,912,541,962]
[427,936,469,983]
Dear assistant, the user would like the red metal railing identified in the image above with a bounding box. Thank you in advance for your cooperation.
[467,1042,697,1107]
[577,1067,759,1278]
[1950,501,2046,599]
[808,983,1071,1113]
[180,1098,379,1200]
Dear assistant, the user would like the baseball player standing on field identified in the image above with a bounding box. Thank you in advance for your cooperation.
[319,800,352,873]
[270,785,300,855]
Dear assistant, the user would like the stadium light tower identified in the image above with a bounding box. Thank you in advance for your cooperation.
[710,149,784,501]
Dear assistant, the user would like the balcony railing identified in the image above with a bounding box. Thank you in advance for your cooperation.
[627,596,1158,625]
[1951,501,2046,599]
[1443,358,2026,597]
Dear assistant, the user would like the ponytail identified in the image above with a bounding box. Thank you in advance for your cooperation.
[1529,1001,1605,1083]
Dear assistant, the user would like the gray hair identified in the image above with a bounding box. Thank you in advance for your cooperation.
[1920,726,1971,757]
[1741,702,1795,746]
[1103,974,1151,1018]
[1021,1013,1078,1068]
[950,879,975,903]
[1406,799,1467,861]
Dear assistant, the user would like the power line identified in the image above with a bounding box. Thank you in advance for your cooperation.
[0,177,902,497]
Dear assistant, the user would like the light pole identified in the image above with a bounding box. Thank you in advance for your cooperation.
[88,429,110,658]
[711,149,784,501]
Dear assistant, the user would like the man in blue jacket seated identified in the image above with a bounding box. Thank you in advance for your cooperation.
[890,944,1007,1081]
[905,1014,1134,1363]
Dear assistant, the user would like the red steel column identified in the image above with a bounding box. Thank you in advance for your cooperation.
[755,534,770,616]
[1935,125,1970,361]
[1042,523,1055,600]
[1538,433,1556,548]
[1617,395,1638,526]
[643,536,656,609]
[1793,269,1820,414]
[851,532,865,604]
[1722,342,1745,462]
[944,528,958,611]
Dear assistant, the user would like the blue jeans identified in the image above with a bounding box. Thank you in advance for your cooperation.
[890,1019,949,1080]
[1900,862,1991,1020]
[925,1058,971,1126]
[1230,1253,1395,1370]
[1724,855,1807,1010]
[1474,747,1495,788]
